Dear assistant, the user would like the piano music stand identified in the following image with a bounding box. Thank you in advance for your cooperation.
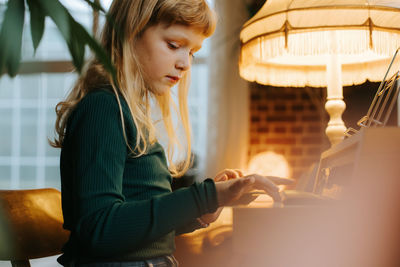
[345,48,400,136]
[314,48,400,196]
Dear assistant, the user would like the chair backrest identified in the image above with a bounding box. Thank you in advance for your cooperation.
[0,188,70,267]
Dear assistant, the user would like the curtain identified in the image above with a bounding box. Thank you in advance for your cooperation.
[199,0,250,180]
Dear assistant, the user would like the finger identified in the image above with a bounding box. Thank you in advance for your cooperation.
[265,187,283,202]
[252,174,280,192]
[254,183,283,202]
[267,176,295,185]
[214,169,237,180]
[215,173,228,182]
[234,169,244,177]
[214,171,226,181]
[224,169,241,179]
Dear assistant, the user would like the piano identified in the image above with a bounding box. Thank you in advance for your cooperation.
[232,53,400,267]
[175,126,400,267]
[232,127,400,267]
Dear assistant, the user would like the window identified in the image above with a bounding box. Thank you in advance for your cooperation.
[0,0,213,190]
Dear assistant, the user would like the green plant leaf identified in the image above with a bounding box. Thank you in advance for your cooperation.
[0,14,7,73]
[0,0,25,77]
[37,0,70,43]
[36,0,85,72]
[67,19,86,72]
[27,0,45,53]
[0,0,116,80]
[85,33,116,82]
[72,19,116,80]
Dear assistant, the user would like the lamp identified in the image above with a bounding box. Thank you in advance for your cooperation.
[239,0,400,145]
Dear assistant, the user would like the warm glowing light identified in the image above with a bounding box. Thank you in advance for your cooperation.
[247,151,291,202]
[247,151,291,178]
[239,0,400,146]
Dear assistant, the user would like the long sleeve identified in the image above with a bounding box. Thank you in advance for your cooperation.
[171,177,211,235]
[59,90,218,261]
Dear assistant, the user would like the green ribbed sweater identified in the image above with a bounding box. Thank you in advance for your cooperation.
[58,88,218,265]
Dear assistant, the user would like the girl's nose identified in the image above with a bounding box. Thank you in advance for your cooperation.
[176,54,190,71]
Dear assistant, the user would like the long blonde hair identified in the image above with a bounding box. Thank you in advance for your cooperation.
[51,0,216,177]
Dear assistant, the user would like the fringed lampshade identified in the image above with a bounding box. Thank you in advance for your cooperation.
[239,0,400,145]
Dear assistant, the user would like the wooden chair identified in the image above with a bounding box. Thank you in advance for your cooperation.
[0,188,70,267]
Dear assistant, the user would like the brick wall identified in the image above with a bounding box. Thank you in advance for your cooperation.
[248,83,330,182]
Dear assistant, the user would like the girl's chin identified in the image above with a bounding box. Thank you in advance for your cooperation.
[150,86,171,96]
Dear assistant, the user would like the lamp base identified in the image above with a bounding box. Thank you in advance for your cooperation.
[325,98,346,146]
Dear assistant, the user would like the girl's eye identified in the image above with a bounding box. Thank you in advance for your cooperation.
[190,52,196,59]
[167,42,179,49]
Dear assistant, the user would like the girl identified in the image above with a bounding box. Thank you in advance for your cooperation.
[52,0,292,266]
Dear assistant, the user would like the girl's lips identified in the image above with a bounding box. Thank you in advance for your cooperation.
[166,75,180,83]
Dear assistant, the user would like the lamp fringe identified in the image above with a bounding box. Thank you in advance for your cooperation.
[240,29,400,87]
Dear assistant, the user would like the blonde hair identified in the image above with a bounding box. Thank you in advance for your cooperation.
[51,0,216,177]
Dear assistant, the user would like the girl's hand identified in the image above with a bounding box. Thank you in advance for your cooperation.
[215,174,294,206]
[214,168,244,181]
[199,169,245,224]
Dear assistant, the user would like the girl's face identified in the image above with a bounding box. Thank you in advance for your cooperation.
[135,23,206,95]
